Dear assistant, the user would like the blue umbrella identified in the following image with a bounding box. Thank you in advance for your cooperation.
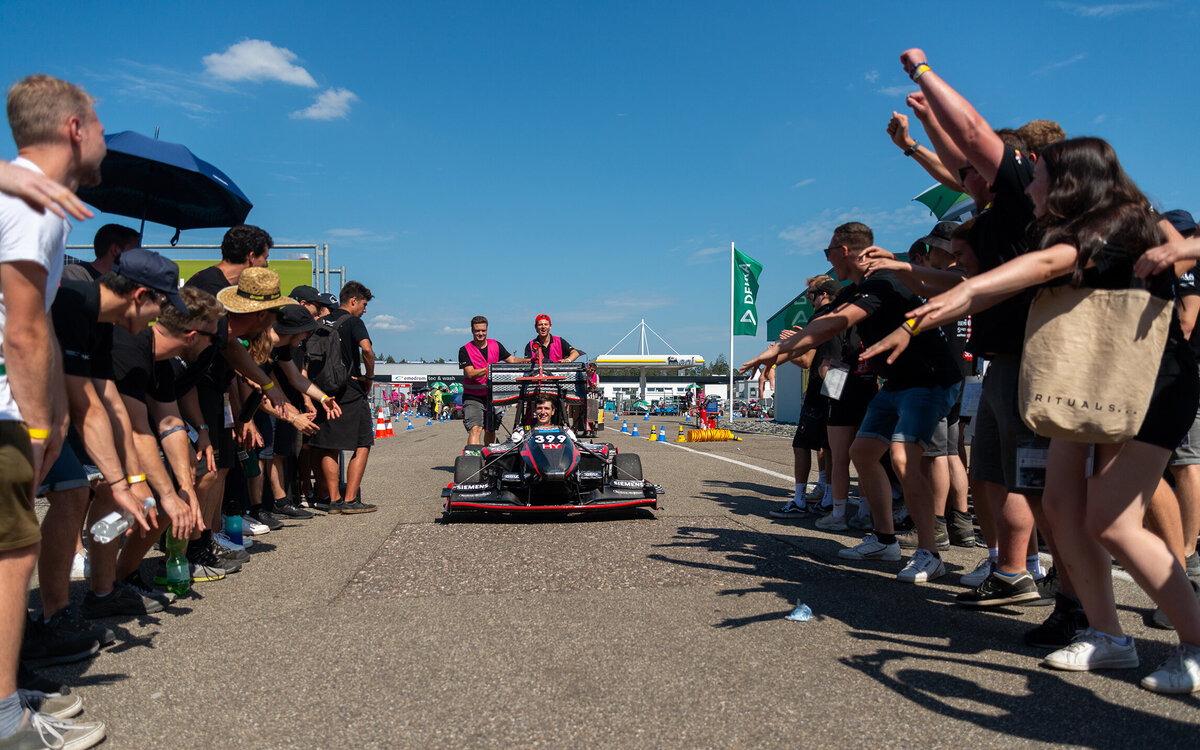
[77,130,253,243]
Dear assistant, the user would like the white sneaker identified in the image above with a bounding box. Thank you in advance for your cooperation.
[961,557,996,588]
[1043,628,1139,672]
[1141,642,1200,694]
[897,548,946,583]
[213,530,247,551]
[814,512,848,531]
[69,550,88,581]
[804,482,826,501]
[241,514,270,536]
[837,534,901,561]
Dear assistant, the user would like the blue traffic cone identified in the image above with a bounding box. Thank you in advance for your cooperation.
[406,421,414,430]
[632,424,639,437]
[643,411,649,421]
[621,421,629,434]
[427,418,433,426]
[658,426,666,441]
[685,413,691,422]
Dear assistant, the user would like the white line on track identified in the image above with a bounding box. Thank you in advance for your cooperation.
[649,438,794,481]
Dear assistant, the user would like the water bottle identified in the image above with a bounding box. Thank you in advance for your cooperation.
[164,531,190,597]
[90,497,157,544]
[224,513,243,546]
[238,448,260,478]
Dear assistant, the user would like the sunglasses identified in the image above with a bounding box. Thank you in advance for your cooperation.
[822,246,840,258]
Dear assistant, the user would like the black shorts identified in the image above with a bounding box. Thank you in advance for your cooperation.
[792,391,829,451]
[827,375,878,428]
[1138,344,1200,451]
[309,390,374,451]
[196,382,237,470]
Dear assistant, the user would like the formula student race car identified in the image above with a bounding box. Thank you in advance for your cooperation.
[441,362,663,517]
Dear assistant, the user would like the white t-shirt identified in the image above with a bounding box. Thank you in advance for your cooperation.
[0,157,70,421]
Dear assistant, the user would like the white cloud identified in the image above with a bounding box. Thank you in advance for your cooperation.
[1053,1,1165,17]
[864,70,879,83]
[369,314,414,332]
[1093,113,1109,124]
[876,85,914,97]
[688,247,726,265]
[793,178,816,188]
[1033,53,1087,76]
[438,326,470,335]
[323,227,394,242]
[291,88,358,120]
[203,40,318,87]
[780,205,932,255]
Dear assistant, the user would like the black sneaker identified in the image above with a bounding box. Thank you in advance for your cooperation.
[898,519,950,551]
[81,580,165,618]
[312,497,332,512]
[121,571,177,606]
[212,541,250,564]
[1029,566,1060,607]
[193,544,242,575]
[947,509,976,547]
[340,499,377,514]
[272,502,314,519]
[956,570,1041,608]
[20,613,102,668]
[1025,593,1089,648]
[328,499,345,515]
[250,508,284,530]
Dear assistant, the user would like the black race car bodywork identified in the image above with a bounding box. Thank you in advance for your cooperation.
[441,362,662,516]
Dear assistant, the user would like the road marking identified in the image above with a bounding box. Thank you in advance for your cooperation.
[653,439,793,481]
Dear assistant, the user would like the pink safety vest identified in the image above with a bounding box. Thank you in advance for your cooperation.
[528,335,564,363]
[464,339,498,396]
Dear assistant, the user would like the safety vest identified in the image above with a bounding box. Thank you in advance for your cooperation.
[528,335,564,363]
[464,339,498,396]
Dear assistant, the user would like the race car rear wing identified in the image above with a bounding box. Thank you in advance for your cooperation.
[489,362,588,405]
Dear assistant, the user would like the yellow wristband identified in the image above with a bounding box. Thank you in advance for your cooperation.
[262,381,275,391]
[911,63,931,81]
[904,319,921,336]
[26,427,50,439]
[126,474,147,485]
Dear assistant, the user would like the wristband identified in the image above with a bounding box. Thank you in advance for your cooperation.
[903,142,920,157]
[910,63,931,82]
[904,318,922,336]
[126,474,147,485]
[262,381,275,391]
[159,425,186,441]
[197,424,209,431]
[26,427,50,439]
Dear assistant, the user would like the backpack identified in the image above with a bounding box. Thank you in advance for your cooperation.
[307,314,354,395]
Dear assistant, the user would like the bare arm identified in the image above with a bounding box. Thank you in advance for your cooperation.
[122,394,194,536]
[148,396,205,533]
[222,339,295,415]
[0,161,94,221]
[739,304,870,375]
[358,338,375,381]
[65,375,149,529]
[2,260,61,482]
[900,49,1004,184]
[888,111,962,189]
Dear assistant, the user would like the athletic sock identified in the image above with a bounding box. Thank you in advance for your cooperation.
[793,483,804,503]
[1027,555,1045,579]
[1093,629,1132,646]
[988,547,999,563]
[993,569,1018,579]
[0,692,22,739]
[821,483,833,505]
[817,470,827,485]
[832,498,847,519]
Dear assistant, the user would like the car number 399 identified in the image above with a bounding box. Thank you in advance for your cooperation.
[534,435,568,444]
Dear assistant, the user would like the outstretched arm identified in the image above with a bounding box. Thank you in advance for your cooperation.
[888,110,962,190]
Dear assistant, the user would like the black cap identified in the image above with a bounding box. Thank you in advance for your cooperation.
[1163,209,1197,236]
[113,248,188,313]
[918,221,957,252]
[274,304,318,335]
[317,292,338,308]
[289,285,320,304]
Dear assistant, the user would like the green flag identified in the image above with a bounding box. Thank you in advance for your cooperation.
[733,247,763,336]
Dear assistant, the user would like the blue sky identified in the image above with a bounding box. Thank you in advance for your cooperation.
[3,1,1198,363]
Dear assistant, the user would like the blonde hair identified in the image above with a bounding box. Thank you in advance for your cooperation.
[7,74,95,148]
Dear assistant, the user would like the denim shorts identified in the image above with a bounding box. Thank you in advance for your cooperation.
[857,382,963,450]
[37,439,90,495]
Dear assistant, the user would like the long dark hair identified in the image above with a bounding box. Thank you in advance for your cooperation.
[1033,137,1162,286]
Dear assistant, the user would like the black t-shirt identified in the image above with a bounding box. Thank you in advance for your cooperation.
[966,146,1037,357]
[524,336,574,360]
[161,316,229,401]
[51,279,114,380]
[320,308,371,392]
[270,345,304,403]
[838,269,962,391]
[939,266,975,377]
[185,266,238,391]
[112,327,173,404]
[185,265,233,296]
[1176,268,1200,359]
[458,339,513,403]
[805,302,836,396]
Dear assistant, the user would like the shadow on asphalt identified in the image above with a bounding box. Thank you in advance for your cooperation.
[438,508,657,525]
[645,519,1200,747]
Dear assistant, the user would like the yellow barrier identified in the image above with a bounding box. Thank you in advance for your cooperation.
[685,429,742,442]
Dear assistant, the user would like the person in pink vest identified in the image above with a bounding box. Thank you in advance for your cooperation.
[523,313,580,364]
[458,315,522,445]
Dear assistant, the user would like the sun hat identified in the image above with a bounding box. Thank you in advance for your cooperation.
[216,267,299,314]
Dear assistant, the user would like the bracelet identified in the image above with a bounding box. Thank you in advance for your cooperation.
[197,423,209,431]
[904,318,922,337]
[159,425,186,440]
[107,476,128,486]
[126,474,147,485]
[320,394,332,403]
[903,142,920,157]
[262,381,275,391]
[26,427,50,439]
[910,63,931,82]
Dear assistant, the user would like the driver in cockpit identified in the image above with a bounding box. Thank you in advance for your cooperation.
[514,395,577,442]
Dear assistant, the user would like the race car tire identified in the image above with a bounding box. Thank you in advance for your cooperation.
[454,455,484,485]
[613,453,642,482]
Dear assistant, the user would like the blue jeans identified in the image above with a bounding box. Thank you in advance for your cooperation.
[857,382,963,449]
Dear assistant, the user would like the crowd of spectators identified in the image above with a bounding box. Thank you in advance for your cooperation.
[0,74,383,747]
[742,48,1200,695]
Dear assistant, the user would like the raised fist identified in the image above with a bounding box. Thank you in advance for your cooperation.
[900,48,927,72]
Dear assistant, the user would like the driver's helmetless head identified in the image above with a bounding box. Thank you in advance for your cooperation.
[534,397,555,425]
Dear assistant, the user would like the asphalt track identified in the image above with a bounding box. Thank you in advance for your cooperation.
[32,414,1200,748]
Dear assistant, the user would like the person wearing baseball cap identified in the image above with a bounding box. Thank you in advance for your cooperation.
[289,284,321,315]
[316,292,338,317]
[523,314,580,364]
[112,247,190,314]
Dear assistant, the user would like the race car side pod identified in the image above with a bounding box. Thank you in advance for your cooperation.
[686,429,741,442]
